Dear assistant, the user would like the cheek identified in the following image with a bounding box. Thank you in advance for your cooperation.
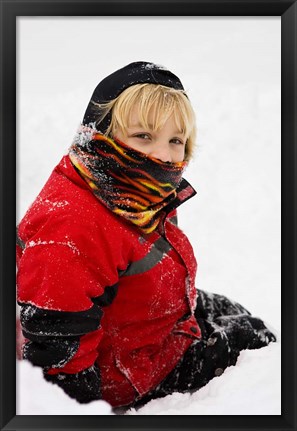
[113,129,126,142]
[121,139,153,157]
[173,146,186,162]
[114,132,144,153]
[124,139,144,152]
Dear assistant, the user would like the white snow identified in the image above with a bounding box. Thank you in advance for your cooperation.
[127,341,281,415]
[16,360,113,415]
[16,17,281,415]
[143,63,168,71]
[17,337,281,415]
[26,239,80,255]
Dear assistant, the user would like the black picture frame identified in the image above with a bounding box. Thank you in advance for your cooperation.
[1,1,296,430]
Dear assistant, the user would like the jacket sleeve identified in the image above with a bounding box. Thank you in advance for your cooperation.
[16,211,127,403]
[19,300,104,403]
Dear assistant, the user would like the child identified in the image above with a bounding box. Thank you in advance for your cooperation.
[16,61,276,409]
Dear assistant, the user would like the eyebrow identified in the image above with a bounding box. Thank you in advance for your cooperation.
[128,122,154,129]
[128,123,185,135]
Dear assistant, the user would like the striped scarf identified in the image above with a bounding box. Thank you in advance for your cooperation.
[69,126,187,234]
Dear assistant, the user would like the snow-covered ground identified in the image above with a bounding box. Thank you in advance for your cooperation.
[18,339,280,415]
[16,17,281,415]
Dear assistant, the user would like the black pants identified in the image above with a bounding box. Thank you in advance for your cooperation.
[133,289,276,408]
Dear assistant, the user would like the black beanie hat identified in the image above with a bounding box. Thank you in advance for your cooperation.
[82,61,185,133]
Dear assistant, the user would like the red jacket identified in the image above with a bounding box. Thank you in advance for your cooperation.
[17,155,201,407]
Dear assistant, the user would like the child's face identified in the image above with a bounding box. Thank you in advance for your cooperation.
[114,105,186,163]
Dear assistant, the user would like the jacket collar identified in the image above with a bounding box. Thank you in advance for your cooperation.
[164,178,197,215]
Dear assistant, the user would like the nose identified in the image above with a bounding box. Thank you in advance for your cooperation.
[148,144,172,163]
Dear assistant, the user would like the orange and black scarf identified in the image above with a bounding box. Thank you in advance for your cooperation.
[69,126,189,234]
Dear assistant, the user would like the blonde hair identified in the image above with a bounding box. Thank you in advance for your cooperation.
[92,83,197,160]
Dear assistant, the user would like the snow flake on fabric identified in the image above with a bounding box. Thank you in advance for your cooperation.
[72,123,96,147]
[142,63,168,71]
[35,196,70,213]
[115,357,136,388]
[45,199,69,212]
[26,239,80,255]
[185,275,197,312]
